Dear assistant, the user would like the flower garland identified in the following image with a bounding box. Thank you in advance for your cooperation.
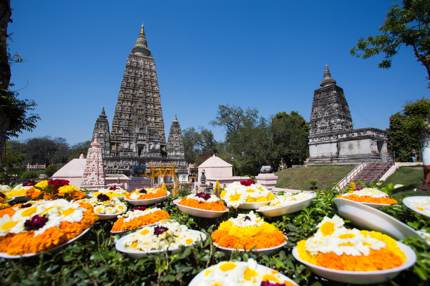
[296,216,406,271]
[0,200,97,255]
[111,207,170,233]
[211,212,286,250]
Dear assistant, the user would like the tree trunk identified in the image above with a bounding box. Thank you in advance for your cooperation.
[0,0,11,90]
[0,0,11,164]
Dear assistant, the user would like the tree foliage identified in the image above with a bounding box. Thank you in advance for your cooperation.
[213,105,309,175]
[182,128,217,165]
[387,98,430,161]
[351,0,430,83]
[272,112,309,167]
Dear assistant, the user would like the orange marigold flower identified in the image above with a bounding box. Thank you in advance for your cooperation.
[178,198,227,211]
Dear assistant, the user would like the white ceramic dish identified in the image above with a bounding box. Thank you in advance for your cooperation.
[189,261,297,286]
[115,230,206,258]
[334,198,418,240]
[213,239,287,255]
[124,191,170,206]
[237,201,270,210]
[0,227,91,259]
[173,199,228,218]
[96,211,126,220]
[403,196,430,219]
[293,242,416,284]
[257,192,316,217]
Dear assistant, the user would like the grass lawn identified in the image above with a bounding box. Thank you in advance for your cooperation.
[385,166,424,187]
[276,165,355,190]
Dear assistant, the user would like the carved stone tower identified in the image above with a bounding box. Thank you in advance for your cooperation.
[308,65,388,164]
[92,107,110,157]
[310,65,353,138]
[167,116,185,158]
[81,138,106,190]
[110,25,166,159]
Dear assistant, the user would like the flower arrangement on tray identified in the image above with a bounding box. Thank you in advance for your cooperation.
[111,206,170,233]
[220,180,275,208]
[338,187,397,205]
[90,186,127,199]
[26,180,86,201]
[176,192,227,211]
[0,199,97,256]
[116,220,206,254]
[258,191,316,211]
[125,185,168,201]
[295,215,408,271]
[86,193,127,217]
[211,212,286,251]
[403,196,430,217]
[189,259,297,286]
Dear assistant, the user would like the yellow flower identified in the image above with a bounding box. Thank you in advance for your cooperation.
[35,180,49,190]
[58,185,78,195]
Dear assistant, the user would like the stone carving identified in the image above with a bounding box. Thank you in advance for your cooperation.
[90,25,187,176]
[308,65,389,164]
[81,138,105,189]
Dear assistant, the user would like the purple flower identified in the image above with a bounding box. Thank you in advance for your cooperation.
[134,206,147,211]
[24,215,48,231]
[97,194,110,202]
[108,185,118,190]
[139,188,147,194]
[23,180,36,186]
[154,226,168,236]
[260,281,286,286]
[195,192,211,200]
[244,216,251,221]
[20,203,32,208]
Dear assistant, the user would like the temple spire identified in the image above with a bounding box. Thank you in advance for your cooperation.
[135,24,148,48]
[320,64,336,87]
[101,107,106,116]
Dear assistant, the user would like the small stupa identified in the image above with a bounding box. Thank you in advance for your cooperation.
[81,138,106,190]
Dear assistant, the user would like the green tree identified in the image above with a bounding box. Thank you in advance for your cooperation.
[212,105,259,139]
[0,140,25,183]
[351,0,430,83]
[67,140,91,160]
[271,111,309,167]
[182,128,217,164]
[387,98,430,161]
[24,137,69,165]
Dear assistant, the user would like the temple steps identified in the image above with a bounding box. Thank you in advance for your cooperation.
[351,162,394,186]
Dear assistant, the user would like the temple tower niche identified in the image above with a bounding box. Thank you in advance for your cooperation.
[110,24,166,158]
[167,116,185,158]
[92,107,110,157]
[310,65,353,138]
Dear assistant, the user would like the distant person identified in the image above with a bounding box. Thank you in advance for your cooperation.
[411,149,417,162]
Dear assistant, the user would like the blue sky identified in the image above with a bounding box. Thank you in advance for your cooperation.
[9,0,428,145]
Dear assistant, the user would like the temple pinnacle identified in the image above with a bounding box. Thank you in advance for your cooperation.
[135,24,147,48]
[101,107,106,116]
[320,64,336,86]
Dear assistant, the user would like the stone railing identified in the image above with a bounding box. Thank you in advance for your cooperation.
[335,163,367,191]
